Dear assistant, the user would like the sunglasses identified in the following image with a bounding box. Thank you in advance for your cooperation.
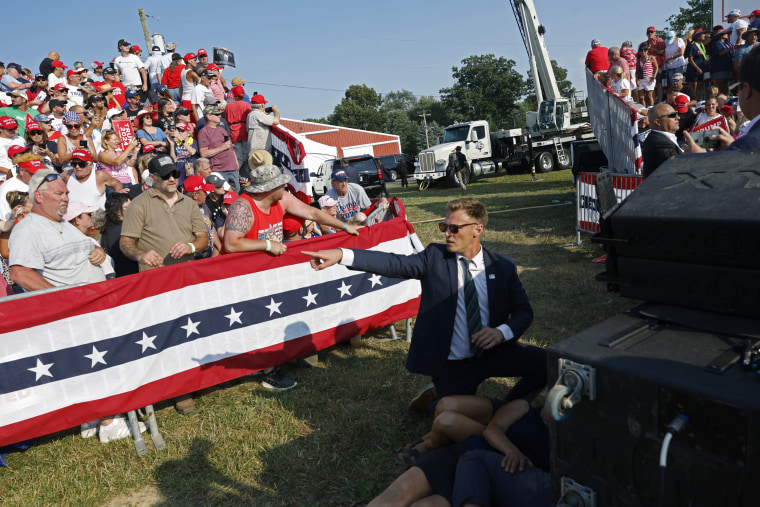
[28,130,43,136]
[159,170,181,180]
[438,222,478,234]
[67,124,81,129]
[656,111,679,120]
[71,160,89,168]
[35,173,63,192]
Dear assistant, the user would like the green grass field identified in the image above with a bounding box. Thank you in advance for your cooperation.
[1,170,635,506]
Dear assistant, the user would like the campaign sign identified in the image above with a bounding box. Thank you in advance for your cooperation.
[112,120,135,152]
[213,47,236,68]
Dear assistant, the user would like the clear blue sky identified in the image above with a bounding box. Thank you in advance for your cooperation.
[3,1,690,121]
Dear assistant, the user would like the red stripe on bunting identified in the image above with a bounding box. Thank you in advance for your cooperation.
[0,297,419,448]
[0,203,410,333]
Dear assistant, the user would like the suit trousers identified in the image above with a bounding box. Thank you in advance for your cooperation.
[432,341,547,400]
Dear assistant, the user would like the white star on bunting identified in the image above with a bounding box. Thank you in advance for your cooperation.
[338,281,352,298]
[225,307,243,326]
[369,274,383,287]
[28,358,54,381]
[266,297,282,316]
[84,345,108,368]
[136,332,157,353]
[181,317,201,338]
[303,290,318,307]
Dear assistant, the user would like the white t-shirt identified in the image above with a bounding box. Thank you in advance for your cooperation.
[326,183,371,222]
[611,77,632,100]
[729,18,749,45]
[47,73,66,89]
[0,136,25,181]
[664,38,686,70]
[114,54,145,87]
[66,84,84,107]
[144,52,163,86]
[8,212,105,287]
[191,84,213,118]
[0,176,27,220]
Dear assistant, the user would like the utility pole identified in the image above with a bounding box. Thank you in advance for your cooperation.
[138,9,152,49]
[419,111,431,148]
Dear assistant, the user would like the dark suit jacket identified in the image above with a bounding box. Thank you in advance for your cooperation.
[642,131,681,178]
[350,243,533,377]
[729,119,760,151]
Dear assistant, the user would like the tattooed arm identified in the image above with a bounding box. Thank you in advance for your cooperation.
[222,198,287,255]
[120,235,163,268]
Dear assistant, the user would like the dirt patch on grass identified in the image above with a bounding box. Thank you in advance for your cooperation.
[104,486,163,506]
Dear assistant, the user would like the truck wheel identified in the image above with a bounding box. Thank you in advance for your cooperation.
[536,152,554,173]
[448,168,470,187]
[389,170,398,181]
[556,149,571,170]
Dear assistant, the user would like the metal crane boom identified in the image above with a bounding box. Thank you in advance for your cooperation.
[509,0,560,102]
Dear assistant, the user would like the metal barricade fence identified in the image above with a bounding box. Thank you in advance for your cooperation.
[576,171,643,243]
[586,68,641,175]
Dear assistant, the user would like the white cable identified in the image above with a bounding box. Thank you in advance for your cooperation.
[659,432,674,467]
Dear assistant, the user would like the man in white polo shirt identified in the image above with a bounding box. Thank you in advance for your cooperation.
[113,39,147,95]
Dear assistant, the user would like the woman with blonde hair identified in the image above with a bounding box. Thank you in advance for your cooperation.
[609,65,632,101]
[98,131,140,187]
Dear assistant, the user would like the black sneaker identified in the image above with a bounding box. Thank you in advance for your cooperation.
[261,367,297,391]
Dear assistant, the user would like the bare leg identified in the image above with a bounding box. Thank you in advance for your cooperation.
[369,467,434,507]
[434,396,493,425]
[411,495,451,507]
[403,396,493,460]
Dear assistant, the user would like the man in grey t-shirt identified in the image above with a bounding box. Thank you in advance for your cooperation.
[325,168,387,222]
[247,94,280,153]
[9,169,106,290]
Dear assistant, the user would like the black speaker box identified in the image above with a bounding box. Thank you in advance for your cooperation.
[548,304,760,506]
[597,150,760,317]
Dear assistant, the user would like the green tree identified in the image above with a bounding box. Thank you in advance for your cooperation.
[381,89,418,114]
[665,0,711,34]
[327,84,384,131]
[439,54,528,130]
[383,110,419,155]
[419,120,445,151]
[417,96,451,128]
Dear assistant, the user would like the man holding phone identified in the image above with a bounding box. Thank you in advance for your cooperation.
[247,94,279,154]
[198,104,240,193]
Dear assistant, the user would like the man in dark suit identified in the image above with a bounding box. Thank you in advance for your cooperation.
[642,103,682,177]
[684,45,760,152]
[303,198,546,411]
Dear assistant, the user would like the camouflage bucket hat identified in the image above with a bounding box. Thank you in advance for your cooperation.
[246,164,290,193]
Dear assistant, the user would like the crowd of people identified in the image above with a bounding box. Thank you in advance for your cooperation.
[0,39,396,443]
[1,38,554,506]
[586,10,760,176]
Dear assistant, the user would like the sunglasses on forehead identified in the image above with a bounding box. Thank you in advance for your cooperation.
[35,173,63,191]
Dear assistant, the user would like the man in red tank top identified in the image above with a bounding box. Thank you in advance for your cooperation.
[222,162,360,389]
